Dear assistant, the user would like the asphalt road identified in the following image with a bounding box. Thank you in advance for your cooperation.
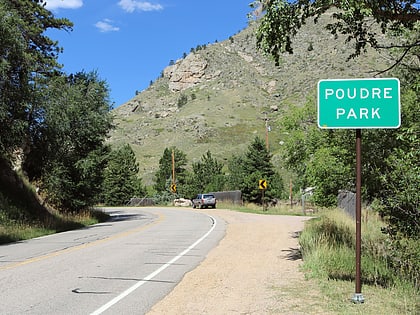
[0,207,226,315]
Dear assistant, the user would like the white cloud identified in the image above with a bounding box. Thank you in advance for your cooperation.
[118,0,163,13]
[95,19,120,33]
[43,0,83,10]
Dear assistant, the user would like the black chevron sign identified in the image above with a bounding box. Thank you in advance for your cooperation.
[259,179,267,190]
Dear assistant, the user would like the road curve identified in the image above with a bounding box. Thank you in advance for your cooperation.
[0,207,226,314]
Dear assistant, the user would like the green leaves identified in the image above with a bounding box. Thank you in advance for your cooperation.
[254,0,302,65]
[252,0,419,67]
[25,71,113,212]
[190,150,225,194]
[376,79,420,240]
[306,147,352,206]
[0,0,73,158]
[102,144,145,206]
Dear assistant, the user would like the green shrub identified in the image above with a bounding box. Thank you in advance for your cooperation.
[177,94,188,108]
[299,209,409,288]
[386,236,420,289]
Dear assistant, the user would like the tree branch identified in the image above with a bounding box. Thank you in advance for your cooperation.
[375,43,417,76]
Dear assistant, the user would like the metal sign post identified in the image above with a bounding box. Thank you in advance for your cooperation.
[354,129,363,303]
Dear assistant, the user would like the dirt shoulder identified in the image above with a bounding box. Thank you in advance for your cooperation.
[148,209,328,315]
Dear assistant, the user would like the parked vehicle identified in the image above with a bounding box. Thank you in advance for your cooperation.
[192,194,216,209]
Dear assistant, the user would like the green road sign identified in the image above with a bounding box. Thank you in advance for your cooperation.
[318,78,400,129]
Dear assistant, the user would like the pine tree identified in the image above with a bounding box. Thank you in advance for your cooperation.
[0,0,72,159]
[102,144,145,206]
[188,150,225,195]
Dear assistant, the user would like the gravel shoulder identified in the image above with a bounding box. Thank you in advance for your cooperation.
[148,209,328,314]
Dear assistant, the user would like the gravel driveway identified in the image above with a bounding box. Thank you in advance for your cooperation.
[148,209,326,314]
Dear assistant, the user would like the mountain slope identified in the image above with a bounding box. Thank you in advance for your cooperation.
[109,14,391,186]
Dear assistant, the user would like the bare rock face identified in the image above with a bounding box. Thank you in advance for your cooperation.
[164,53,208,91]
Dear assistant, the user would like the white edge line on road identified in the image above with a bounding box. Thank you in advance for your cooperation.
[89,214,217,315]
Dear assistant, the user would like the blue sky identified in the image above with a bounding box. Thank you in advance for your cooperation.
[44,0,252,108]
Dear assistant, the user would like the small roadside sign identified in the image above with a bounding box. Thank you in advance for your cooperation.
[170,184,176,193]
[259,179,267,190]
[318,78,400,129]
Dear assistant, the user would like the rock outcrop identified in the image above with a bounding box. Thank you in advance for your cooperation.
[164,53,208,91]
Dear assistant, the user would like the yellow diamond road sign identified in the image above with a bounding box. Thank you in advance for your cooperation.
[259,179,267,190]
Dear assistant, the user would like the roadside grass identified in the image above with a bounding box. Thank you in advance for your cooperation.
[298,208,419,314]
[271,275,419,315]
[0,209,109,245]
[313,277,419,315]
[0,165,108,245]
[0,224,54,244]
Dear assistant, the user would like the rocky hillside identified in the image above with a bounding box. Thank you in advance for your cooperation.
[109,13,391,186]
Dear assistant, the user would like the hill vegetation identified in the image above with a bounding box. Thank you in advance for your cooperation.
[110,14,393,186]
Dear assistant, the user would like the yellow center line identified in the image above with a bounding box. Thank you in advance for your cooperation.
[0,212,165,271]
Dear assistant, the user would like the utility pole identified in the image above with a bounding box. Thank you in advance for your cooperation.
[262,112,270,151]
[171,149,175,185]
[170,149,177,194]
